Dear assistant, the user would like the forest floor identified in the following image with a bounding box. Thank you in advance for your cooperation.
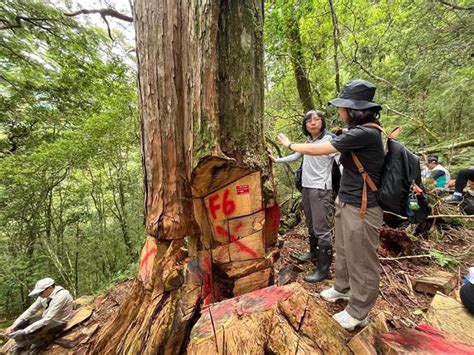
[273,216,474,335]
[2,206,473,354]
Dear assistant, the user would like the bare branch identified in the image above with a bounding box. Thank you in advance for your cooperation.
[64,8,133,22]
[435,0,474,11]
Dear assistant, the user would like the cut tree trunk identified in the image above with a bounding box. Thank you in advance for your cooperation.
[187,283,351,354]
[91,1,280,354]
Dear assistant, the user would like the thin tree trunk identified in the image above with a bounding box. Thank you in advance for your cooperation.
[328,0,340,93]
[287,17,314,112]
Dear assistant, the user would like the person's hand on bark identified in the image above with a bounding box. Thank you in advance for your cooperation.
[266,148,275,162]
[277,133,291,148]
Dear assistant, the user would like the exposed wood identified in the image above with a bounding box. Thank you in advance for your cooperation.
[64,306,93,331]
[232,268,272,296]
[348,312,390,355]
[187,283,351,354]
[378,324,474,354]
[219,258,271,279]
[412,270,457,295]
[426,292,474,346]
[211,231,265,264]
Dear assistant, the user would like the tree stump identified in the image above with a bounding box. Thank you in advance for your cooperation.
[187,283,351,354]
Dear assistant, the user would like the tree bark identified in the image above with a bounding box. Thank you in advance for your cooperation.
[287,16,314,113]
[92,1,275,353]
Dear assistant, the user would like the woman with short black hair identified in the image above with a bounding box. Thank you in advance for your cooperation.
[277,79,385,331]
[269,110,338,282]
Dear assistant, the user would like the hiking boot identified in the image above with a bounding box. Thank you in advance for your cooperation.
[332,309,368,331]
[320,286,350,302]
[443,194,463,204]
[290,236,318,263]
[304,245,332,283]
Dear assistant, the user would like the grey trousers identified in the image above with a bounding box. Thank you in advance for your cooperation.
[13,316,65,351]
[302,187,332,247]
[333,198,383,320]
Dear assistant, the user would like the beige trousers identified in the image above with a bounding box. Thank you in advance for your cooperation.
[333,198,383,320]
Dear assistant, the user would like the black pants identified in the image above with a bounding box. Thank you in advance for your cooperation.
[455,169,474,193]
[13,316,65,351]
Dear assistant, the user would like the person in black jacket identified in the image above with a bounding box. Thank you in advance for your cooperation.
[277,80,384,331]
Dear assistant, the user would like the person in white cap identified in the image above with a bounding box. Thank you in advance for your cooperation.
[5,277,73,353]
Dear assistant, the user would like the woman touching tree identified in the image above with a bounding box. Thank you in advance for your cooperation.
[269,110,338,283]
[277,80,385,331]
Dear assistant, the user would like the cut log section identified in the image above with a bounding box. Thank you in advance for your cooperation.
[426,292,474,346]
[348,312,390,355]
[412,270,457,295]
[187,283,351,354]
[378,324,474,354]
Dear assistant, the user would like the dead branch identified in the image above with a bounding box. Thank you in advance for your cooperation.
[435,0,474,11]
[64,9,133,23]
[0,16,60,31]
[385,105,440,141]
[417,139,474,154]
[427,214,474,219]
[380,254,431,261]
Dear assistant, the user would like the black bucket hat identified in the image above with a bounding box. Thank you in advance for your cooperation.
[329,79,382,111]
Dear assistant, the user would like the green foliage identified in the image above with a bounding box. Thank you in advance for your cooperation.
[265,0,473,200]
[429,250,459,269]
[0,0,142,318]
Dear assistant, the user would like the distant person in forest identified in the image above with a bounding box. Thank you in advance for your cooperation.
[5,278,73,354]
[425,155,451,190]
[444,167,474,203]
[268,110,339,283]
[277,79,384,331]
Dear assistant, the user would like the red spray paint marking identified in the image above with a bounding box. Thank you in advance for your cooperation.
[139,246,157,272]
[380,324,474,354]
[215,223,257,258]
[208,189,236,220]
[191,285,293,339]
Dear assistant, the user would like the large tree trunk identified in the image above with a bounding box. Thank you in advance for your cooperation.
[92,1,276,353]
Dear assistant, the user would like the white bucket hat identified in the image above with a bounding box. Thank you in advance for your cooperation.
[28,277,55,297]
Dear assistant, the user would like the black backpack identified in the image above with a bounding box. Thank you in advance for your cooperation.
[352,124,430,222]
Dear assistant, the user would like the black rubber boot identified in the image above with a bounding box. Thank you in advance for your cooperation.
[303,245,332,283]
[290,235,318,263]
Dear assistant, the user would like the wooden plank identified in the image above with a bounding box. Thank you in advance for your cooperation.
[425,292,474,346]
[232,268,272,296]
[412,270,457,295]
[348,312,389,355]
[203,171,262,223]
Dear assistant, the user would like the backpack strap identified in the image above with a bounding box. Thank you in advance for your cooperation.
[351,152,378,217]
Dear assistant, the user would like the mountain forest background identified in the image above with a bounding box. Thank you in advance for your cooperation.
[1,0,472,321]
